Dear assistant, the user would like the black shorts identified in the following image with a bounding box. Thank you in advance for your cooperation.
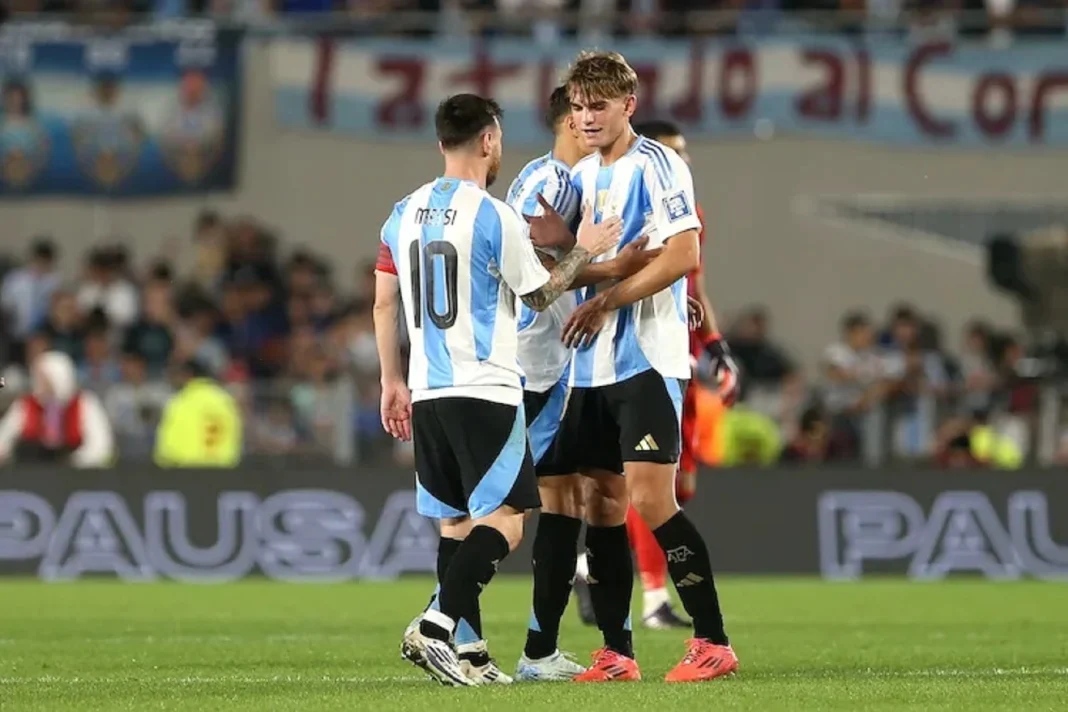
[412,397,540,519]
[523,378,576,477]
[556,369,686,474]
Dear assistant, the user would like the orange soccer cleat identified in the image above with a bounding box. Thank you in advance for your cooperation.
[573,648,641,682]
[664,639,739,683]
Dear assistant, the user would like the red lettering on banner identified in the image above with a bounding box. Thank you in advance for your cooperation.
[309,36,335,126]
[633,64,660,121]
[972,73,1016,140]
[719,48,756,120]
[671,40,705,123]
[796,49,844,121]
[904,42,956,138]
[1029,73,1068,141]
[449,44,522,97]
[376,58,426,129]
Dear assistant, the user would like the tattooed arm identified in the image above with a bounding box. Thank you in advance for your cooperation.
[521,246,593,312]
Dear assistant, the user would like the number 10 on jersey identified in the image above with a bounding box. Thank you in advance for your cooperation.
[410,241,458,330]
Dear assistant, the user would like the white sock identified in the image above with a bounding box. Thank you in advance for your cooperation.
[574,552,589,582]
[643,587,670,618]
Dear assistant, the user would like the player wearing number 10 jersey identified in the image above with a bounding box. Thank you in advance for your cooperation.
[372,94,619,687]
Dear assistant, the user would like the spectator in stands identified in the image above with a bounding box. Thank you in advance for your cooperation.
[726,305,801,420]
[123,279,176,377]
[154,359,242,467]
[880,305,947,459]
[40,289,85,363]
[77,247,139,330]
[779,405,849,464]
[192,209,228,293]
[105,350,172,460]
[252,397,300,455]
[0,238,59,362]
[822,310,888,457]
[959,319,997,412]
[80,327,122,393]
[174,297,229,376]
[0,350,114,468]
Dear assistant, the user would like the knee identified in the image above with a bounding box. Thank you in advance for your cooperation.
[585,474,628,526]
[627,466,679,530]
[539,475,585,520]
[476,509,525,552]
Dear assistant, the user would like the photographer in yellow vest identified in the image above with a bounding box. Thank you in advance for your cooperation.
[154,359,242,468]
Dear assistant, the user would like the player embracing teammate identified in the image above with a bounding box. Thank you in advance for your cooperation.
[377,50,740,686]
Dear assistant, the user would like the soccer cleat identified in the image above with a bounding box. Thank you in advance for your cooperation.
[400,614,428,671]
[642,602,691,630]
[515,649,587,681]
[664,639,739,683]
[458,641,513,685]
[415,633,475,687]
[573,648,641,682]
[572,577,597,626]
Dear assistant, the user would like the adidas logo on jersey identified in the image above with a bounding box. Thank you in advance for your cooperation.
[635,434,659,452]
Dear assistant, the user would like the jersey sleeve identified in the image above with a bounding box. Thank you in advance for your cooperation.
[517,167,579,221]
[646,148,702,247]
[376,202,403,275]
[692,202,707,276]
[496,202,551,297]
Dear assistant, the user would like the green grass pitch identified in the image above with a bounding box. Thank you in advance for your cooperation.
[1,577,1066,710]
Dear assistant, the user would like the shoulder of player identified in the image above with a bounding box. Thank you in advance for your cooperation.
[634,137,690,191]
[479,193,524,229]
[570,152,598,178]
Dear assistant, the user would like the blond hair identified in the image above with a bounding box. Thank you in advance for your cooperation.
[565,50,638,103]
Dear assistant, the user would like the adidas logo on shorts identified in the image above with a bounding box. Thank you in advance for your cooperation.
[635,434,659,452]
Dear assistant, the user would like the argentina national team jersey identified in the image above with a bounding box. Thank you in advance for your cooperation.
[380,178,551,406]
[504,152,581,393]
[570,135,702,388]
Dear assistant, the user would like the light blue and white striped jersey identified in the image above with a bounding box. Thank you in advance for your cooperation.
[504,152,582,393]
[569,135,702,388]
[380,177,551,406]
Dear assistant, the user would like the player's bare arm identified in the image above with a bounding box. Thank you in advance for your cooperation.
[538,236,664,289]
[372,270,412,441]
[562,229,698,347]
[521,207,621,312]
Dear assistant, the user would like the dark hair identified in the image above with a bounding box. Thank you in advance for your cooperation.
[435,94,502,150]
[2,78,33,115]
[544,86,571,131]
[841,310,870,333]
[30,237,55,262]
[634,120,682,141]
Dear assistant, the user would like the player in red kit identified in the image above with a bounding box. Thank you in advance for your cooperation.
[626,121,740,628]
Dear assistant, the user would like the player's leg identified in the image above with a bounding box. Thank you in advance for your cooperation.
[420,398,541,685]
[516,380,587,680]
[615,371,738,682]
[405,401,477,686]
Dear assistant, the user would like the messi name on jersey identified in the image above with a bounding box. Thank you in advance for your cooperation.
[415,206,458,226]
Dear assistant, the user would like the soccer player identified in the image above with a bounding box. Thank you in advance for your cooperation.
[555,51,740,682]
[507,87,663,682]
[619,119,741,629]
[373,93,619,687]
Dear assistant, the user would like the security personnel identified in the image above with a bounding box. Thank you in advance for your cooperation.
[154,359,242,467]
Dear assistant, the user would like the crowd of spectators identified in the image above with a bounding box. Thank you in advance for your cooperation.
[0,215,1054,470]
[2,0,1065,40]
[0,214,392,464]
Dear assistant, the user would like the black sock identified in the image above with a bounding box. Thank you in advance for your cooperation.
[428,536,463,610]
[433,525,510,644]
[524,513,583,659]
[653,510,728,645]
[585,524,634,658]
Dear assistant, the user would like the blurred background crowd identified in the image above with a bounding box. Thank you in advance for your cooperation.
[0,214,1056,470]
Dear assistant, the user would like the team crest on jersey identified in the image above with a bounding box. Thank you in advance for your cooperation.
[596,189,608,213]
[663,191,692,222]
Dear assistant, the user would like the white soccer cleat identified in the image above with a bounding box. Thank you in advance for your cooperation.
[457,640,512,685]
[515,649,587,681]
[416,632,474,687]
[400,614,428,671]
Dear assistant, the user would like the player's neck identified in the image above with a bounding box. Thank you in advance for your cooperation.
[551,138,584,169]
[441,159,487,189]
[598,126,638,166]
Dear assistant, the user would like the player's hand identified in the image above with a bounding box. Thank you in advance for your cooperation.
[706,336,741,407]
[687,296,705,331]
[562,292,610,348]
[380,379,413,441]
[575,204,622,258]
[611,236,663,278]
[525,194,575,251]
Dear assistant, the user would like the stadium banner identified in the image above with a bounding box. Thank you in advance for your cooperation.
[0,22,242,197]
[1,467,1066,581]
[269,36,1068,149]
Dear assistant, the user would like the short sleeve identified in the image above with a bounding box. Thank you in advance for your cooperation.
[646,146,702,246]
[518,168,579,221]
[495,202,550,297]
[377,200,405,275]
